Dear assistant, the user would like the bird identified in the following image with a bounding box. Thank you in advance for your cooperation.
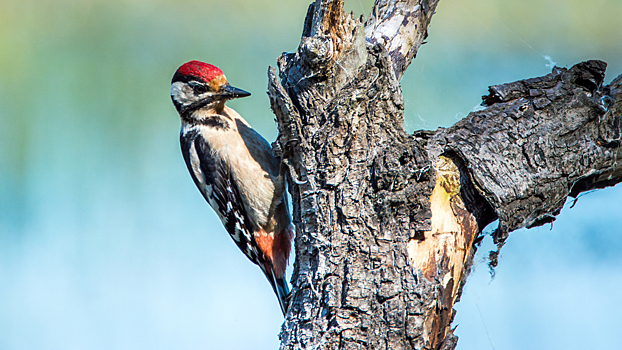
[170,60,294,315]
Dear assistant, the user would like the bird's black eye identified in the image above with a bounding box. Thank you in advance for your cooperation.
[189,81,208,94]
[194,84,208,94]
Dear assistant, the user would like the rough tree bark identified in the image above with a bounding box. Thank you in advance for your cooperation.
[266,0,622,349]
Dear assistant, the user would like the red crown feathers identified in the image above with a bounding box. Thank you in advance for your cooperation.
[176,60,224,82]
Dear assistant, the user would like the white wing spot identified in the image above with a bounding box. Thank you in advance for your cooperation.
[245,246,254,258]
[230,227,241,242]
[189,143,206,186]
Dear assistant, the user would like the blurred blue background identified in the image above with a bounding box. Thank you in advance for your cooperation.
[0,0,620,349]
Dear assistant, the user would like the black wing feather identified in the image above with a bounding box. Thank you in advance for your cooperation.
[181,130,260,265]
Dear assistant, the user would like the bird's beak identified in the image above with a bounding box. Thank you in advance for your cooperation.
[219,84,251,100]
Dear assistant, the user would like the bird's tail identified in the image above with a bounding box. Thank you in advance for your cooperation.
[258,225,293,316]
[273,271,291,316]
[261,263,291,316]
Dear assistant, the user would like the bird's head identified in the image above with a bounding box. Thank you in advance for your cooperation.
[171,60,250,116]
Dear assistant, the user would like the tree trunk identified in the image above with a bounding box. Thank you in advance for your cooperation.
[267,1,622,349]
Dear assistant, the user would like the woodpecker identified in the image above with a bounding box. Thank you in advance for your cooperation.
[170,60,293,315]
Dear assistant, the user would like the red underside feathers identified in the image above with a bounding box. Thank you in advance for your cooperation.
[255,226,294,278]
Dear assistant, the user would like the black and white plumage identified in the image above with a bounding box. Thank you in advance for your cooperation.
[171,60,293,315]
[180,128,258,262]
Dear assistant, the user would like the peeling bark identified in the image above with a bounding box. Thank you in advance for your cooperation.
[366,0,440,79]
[433,61,622,247]
[267,1,622,349]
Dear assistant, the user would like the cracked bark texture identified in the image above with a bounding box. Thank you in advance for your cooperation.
[267,0,622,349]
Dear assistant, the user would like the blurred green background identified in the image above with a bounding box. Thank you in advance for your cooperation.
[0,0,620,349]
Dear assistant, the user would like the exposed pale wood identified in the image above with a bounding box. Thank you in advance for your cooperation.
[407,156,479,347]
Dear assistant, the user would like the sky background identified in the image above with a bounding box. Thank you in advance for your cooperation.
[0,0,621,349]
